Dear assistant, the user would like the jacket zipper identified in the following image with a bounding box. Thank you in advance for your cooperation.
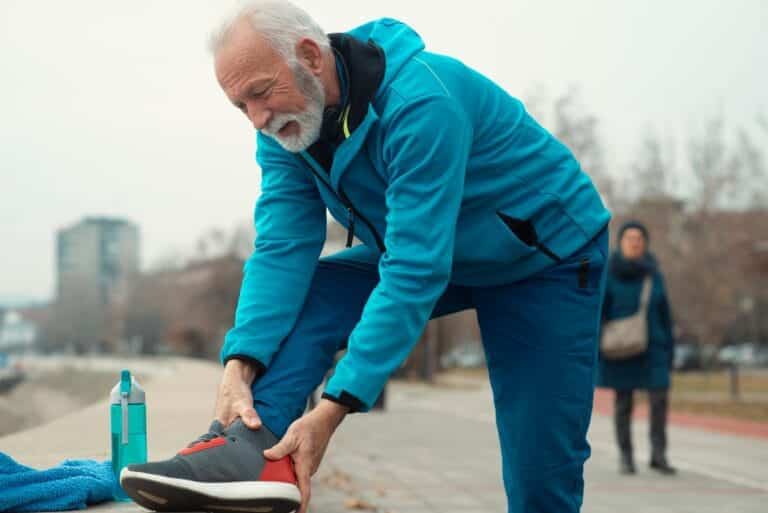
[299,155,386,252]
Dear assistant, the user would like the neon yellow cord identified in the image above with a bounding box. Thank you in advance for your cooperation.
[342,105,351,139]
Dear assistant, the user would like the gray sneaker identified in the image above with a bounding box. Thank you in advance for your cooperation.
[120,419,300,513]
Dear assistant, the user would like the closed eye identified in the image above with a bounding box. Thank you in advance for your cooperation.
[250,87,271,99]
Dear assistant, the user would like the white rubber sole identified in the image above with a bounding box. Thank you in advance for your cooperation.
[120,468,301,505]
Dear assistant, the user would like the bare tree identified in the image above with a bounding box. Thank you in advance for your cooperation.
[194,228,229,261]
[687,116,743,211]
[227,222,256,259]
[734,129,768,208]
[632,131,678,200]
[619,116,768,345]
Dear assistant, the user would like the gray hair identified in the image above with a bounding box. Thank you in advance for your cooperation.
[209,1,330,60]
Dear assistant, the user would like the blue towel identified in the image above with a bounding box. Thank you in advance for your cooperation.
[0,453,116,512]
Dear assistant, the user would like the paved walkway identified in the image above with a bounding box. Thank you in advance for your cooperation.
[314,377,768,513]
[1,358,766,512]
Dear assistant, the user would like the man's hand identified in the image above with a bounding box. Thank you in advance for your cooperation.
[263,399,349,513]
[214,359,262,429]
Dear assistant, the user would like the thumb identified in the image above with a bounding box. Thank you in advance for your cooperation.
[241,408,262,430]
[263,435,295,461]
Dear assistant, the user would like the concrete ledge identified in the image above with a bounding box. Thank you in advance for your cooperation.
[0,357,221,469]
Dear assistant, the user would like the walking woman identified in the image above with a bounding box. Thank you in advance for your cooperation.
[598,221,677,475]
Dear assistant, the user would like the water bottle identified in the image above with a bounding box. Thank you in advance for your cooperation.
[110,369,147,501]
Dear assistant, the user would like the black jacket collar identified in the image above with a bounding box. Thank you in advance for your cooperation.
[328,33,385,136]
[306,33,385,171]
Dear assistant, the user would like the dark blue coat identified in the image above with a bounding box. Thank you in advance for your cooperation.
[597,259,675,390]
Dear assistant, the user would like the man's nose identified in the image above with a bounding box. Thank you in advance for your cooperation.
[247,105,272,130]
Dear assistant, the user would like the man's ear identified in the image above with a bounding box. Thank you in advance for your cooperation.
[296,38,323,75]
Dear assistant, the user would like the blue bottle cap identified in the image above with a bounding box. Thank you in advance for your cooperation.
[110,370,145,405]
[120,370,131,395]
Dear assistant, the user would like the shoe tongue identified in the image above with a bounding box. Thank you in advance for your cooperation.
[208,419,225,435]
[184,420,226,448]
[226,417,279,447]
[225,418,252,437]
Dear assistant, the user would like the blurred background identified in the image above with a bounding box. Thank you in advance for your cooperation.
[0,1,766,509]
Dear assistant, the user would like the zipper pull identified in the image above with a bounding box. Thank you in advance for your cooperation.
[346,208,355,248]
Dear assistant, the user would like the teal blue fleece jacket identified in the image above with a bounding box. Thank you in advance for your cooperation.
[221,19,611,410]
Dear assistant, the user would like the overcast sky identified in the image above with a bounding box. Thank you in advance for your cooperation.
[1,0,766,302]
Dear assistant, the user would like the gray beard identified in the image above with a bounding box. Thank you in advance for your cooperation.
[261,61,325,153]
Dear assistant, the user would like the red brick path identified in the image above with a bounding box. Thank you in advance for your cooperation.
[593,388,768,440]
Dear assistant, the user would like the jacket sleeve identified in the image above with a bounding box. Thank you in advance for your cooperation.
[656,274,675,367]
[220,134,327,368]
[323,96,472,411]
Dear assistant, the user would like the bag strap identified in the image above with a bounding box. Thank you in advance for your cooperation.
[638,276,653,312]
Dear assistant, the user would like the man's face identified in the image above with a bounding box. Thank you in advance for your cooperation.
[215,21,325,152]
[620,228,647,260]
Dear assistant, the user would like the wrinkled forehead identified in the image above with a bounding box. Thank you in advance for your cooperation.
[622,228,646,241]
[214,21,284,86]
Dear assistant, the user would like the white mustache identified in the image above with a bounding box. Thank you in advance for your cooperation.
[262,113,299,136]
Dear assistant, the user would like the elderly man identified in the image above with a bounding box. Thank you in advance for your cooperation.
[121,2,611,512]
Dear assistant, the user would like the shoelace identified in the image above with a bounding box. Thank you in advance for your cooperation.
[185,427,235,448]
[185,432,216,448]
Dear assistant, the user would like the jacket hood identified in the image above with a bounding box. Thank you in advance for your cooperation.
[346,18,426,91]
